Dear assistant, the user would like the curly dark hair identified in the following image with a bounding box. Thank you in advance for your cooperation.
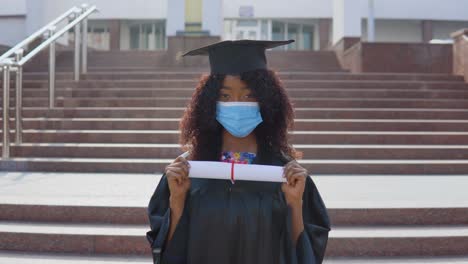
[179,68,301,164]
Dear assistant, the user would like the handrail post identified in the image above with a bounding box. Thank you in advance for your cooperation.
[14,49,24,144]
[2,63,11,158]
[48,26,56,108]
[73,9,82,81]
[81,4,89,74]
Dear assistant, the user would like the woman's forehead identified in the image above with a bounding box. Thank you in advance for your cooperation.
[222,75,250,90]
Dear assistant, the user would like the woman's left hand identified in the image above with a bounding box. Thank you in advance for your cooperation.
[281,160,307,207]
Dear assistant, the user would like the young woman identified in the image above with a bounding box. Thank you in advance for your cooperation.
[146,39,331,264]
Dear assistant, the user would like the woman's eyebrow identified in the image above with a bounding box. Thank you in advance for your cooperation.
[221,86,249,90]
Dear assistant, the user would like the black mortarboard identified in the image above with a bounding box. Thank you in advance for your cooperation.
[181,39,295,74]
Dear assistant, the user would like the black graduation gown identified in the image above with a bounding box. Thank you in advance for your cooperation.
[146,153,331,264]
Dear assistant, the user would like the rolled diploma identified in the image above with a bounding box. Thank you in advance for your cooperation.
[187,161,286,183]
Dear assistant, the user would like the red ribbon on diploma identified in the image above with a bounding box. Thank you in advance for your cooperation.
[230,161,235,184]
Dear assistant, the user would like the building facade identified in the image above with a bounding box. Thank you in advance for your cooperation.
[1,0,468,51]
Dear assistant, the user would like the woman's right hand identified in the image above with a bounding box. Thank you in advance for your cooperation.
[165,155,191,205]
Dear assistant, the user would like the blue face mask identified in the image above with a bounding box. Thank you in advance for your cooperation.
[216,101,263,138]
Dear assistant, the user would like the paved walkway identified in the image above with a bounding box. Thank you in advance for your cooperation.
[0,172,467,208]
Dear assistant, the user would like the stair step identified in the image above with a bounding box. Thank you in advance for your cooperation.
[0,252,150,264]
[0,252,467,264]
[333,225,468,237]
[54,97,468,108]
[21,71,465,81]
[5,97,468,108]
[3,129,468,144]
[1,203,468,226]
[0,222,467,257]
[324,256,468,264]
[0,204,147,224]
[10,79,468,89]
[0,230,149,255]
[0,157,468,173]
[23,70,464,81]
[0,221,146,235]
[8,107,468,119]
[6,87,468,99]
[79,72,465,81]
[1,221,467,238]
[4,143,468,159]
[4,117,468,131]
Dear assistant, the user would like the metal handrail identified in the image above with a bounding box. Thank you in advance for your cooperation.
[17,6,97,66]
[0,3,97,159]
[0,7,79,63]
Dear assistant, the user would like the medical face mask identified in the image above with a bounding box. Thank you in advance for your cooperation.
[216,101,263,138]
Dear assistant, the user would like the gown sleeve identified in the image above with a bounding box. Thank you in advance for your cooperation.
[146,172,190,264]
[285,175,331,264]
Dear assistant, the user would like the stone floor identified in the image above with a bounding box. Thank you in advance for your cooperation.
[0,171,467,208]
[0,252,467,264]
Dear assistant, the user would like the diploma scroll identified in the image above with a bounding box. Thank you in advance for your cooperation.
[187,161,286,183]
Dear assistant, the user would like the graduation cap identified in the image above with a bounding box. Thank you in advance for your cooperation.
[181,39,295,74]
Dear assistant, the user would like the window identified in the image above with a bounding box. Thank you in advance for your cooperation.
[124,20,166,50]
[260,20,269,40]
[237,19,257,27]
[287,23,299,50]
[224,19,316,50]
[272,21,286,50]
[69,20,110,50]
[302,25,314,50]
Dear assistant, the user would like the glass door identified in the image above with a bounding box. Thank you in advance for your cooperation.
[235,28,259,40]
[127,21,166,50]
[129,24,140,50]
[234,19,260,40]
[141,23,154,50]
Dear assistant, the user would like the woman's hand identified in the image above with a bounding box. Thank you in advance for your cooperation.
[281,160,307,207]
[165,155,191,243]
[165,155,191,207]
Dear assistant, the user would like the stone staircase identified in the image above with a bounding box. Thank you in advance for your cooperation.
[1,50,468,263]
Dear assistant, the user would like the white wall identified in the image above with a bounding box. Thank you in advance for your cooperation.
[24,0,167,36]
[166,0,184,36]
[333,0,364,43]
[331,0,468,44]
[0,0,26,15]
[0,17,26,46]
[21,0,167,46]
[0,0,27,46]
[362,19,422,43]
[8,0,468,23]
[203,0,223,36]
[224,0,468,22]
[223,0,332,19]
[372,0,468,21]
[33,0,166,20]
[360,19,468,43]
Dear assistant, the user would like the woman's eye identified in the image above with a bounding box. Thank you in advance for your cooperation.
[221,94,229,98]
